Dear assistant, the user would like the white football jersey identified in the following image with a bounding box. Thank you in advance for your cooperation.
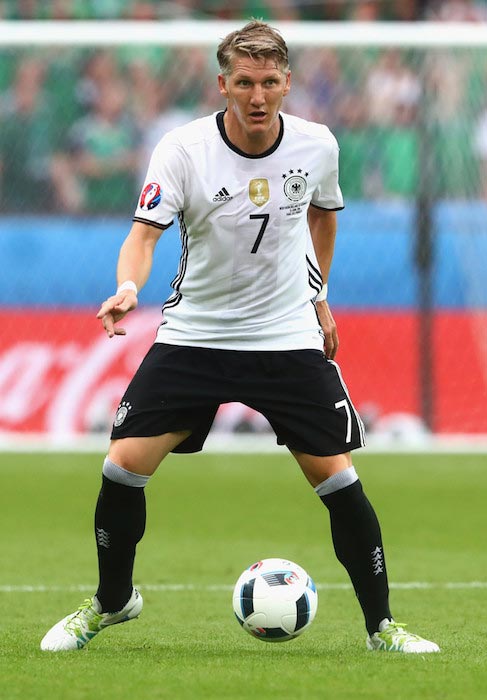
[134,111,343,350]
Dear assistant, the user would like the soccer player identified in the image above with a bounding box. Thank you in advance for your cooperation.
[41,20,439,654]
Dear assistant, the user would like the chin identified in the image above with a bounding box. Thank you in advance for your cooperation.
[246,119,270,132]
[248,123,267,132]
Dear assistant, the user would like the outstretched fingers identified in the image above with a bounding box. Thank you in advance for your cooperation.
[96,292,137,338]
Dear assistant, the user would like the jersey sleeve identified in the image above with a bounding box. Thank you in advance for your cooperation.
[311,139,344,211]
[133,135,185,229]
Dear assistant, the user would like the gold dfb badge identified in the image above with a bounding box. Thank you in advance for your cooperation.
[249,178,269,207]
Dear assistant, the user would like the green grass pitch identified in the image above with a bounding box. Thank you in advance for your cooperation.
[1,450,486,699]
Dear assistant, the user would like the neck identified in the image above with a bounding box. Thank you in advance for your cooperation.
[223,110,281,155]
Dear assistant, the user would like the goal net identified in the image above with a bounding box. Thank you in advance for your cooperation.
[0,20,486,446]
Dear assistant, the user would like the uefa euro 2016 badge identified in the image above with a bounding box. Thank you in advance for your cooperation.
[139,182,162,210]
[282,169,308,202]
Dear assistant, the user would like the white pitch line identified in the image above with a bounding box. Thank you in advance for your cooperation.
[1,582,486,593]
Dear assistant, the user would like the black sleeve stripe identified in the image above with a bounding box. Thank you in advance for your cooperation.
[308,268,322,287]
[132,216,174,231]
[306,255,322,281]
[309,202,345,211]
[309,278,321,294]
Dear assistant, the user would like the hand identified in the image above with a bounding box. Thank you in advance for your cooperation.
[315,299,339,360]
[96,290,138,338]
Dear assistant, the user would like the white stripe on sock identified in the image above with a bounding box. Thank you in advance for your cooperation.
[314,465,359,497]
[102,457,150,488]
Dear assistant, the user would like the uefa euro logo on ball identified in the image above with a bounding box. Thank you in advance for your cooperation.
[232,558,318,642]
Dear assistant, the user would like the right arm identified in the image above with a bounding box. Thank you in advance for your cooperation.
[96,220,164,338]
[98,131,183,337]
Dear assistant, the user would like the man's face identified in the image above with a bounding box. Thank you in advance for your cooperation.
[218,53,291,139]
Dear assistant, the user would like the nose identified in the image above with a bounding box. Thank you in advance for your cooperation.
[250,84,265,106]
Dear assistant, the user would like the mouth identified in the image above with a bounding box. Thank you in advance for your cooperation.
[249,111,267,122]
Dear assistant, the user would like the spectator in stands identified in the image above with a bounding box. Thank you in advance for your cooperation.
[241,0,300,20]
[2,0,37,18]
[0,56,55,212]
[49,0,78,19]
[188,0,298,20]
[425,0,487,21]
[426,50,475,197]
[347,0,381,20]
[125,56,163,128]
[335,92,372,199]
[51,80,140,213]
[295,0,343,20]
[76,50,121,115]
[378,101,419,198]
[286,48,348,128]
[125,56,193,183]
[146,47,218,115]
[351,50,421,198]
[392,0,420,21]
[125,0,160,19]
[69,0,127,20]
[364,49,421,127]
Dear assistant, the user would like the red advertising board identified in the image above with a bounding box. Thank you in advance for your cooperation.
[0,309,485,436]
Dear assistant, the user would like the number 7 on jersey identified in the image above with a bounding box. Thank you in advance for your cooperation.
[249,214,270,254]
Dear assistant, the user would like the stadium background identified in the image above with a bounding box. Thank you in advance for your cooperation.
[1,0,487,445]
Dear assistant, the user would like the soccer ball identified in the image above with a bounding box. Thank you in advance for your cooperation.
[232,558,318,642]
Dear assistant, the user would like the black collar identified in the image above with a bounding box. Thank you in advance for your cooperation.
[216,110,284,159]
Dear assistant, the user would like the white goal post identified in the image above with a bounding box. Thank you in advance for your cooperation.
[1,19,487,48]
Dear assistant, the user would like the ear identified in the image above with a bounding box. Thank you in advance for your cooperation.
[283,70,291,97]
[218,74,228,98]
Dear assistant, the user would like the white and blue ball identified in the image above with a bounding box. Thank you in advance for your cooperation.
[233,558,318,642]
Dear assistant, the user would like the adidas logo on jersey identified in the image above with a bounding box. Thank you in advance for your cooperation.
[213,187,233,202]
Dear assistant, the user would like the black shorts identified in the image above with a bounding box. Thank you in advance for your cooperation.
[110,343,366,456]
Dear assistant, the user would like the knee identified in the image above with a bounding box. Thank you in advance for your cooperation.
[292,450,352,487]
[102,457,151,488]
[108,431,191,475]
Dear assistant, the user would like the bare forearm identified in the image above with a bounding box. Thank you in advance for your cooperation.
[116,221,162,292]
[97,221,163,338]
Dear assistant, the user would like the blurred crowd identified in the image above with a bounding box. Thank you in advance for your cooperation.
[1,1,487,213]
[1,44,485,214]
[1,0,487,22]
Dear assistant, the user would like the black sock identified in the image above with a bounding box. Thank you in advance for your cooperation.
[320,480,391,635]
[94,474,146,612]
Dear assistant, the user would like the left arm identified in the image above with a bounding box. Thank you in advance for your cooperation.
[308,206,339,360]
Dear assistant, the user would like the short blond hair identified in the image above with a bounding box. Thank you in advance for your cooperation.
[217,20,289,77]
